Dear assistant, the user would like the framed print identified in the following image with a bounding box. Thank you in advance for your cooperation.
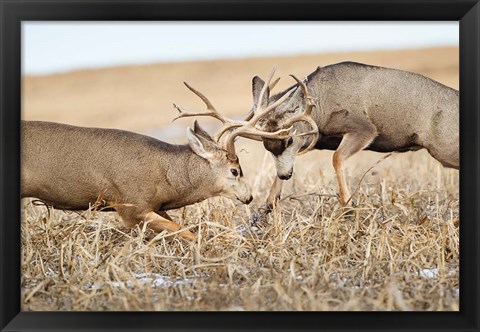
[1,0,479,331]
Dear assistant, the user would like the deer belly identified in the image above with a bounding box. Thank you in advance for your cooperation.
[368,134,422,153]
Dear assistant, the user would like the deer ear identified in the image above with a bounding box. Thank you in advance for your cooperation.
[252,76,269,112]
[193,120,214,142]
[187,127,217,160]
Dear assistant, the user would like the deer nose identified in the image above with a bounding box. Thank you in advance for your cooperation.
[279,173,292,180]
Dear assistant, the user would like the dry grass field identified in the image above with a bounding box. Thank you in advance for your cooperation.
[21,46,459,311]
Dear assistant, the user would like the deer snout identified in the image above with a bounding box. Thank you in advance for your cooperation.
[278,170,293,180]
[273,156,294,181]
[237,194,253,205]
[232,182,253,205]
[235,194,253,205]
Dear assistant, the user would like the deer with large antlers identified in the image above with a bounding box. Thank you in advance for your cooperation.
[22,84,253,240]
[251,63,459,206]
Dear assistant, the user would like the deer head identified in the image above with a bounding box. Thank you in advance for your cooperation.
[251,69,319,179]
[174,86,253,205]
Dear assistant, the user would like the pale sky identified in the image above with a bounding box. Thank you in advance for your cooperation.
[22,22,458,75]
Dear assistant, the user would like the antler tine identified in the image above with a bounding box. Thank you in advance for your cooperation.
[255,67,276,114]
[296,125,319,155]
[283,74,319,155]
[283,109,318,155]
[183,82,217,113]
[172,103,220,122]
[243,109,255,122]
[213,123,244,142]
[172,82,227,123]
[173,82,256,146]
[289,74,314,116]
[269,77,281,92]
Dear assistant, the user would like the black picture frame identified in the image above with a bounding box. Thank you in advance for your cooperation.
[1,0,478,331]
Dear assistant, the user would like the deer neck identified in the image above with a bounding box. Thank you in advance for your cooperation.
[159,145,221,209]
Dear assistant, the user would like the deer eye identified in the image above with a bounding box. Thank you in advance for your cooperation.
[230,169,239,177]
[286,137,294,147]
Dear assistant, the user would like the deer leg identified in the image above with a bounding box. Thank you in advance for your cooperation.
[144,211,196,240]
[333,131,376,205]
[157,210,174,221]
[117,208,196,240]
[266,176,284,210]
[249,177,284,225]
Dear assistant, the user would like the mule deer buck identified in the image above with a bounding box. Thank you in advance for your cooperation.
[250,63,459,206]
[21,84,254,240]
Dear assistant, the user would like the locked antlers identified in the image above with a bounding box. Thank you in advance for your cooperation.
[173,69,319,161]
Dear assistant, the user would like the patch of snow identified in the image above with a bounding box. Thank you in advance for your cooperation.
[333,277,363,290]
[418,268,458,279]
[122,273,193,288]
[336,278,346,288]
[83,273,195,290]
[133,273,193,287]
[45,269,59,278]
[82,282,95,290]
[419,268,439,279]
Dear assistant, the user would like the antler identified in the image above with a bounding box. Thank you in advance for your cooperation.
[224,73,319,160]
[280,75,319,155]
[199,70,282,144]
[223,86,297,161]
[173,82,239,124]
[173,69,318,162]
[173,82,247,142]
[173,75,294,161]
[221,68,305,159]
